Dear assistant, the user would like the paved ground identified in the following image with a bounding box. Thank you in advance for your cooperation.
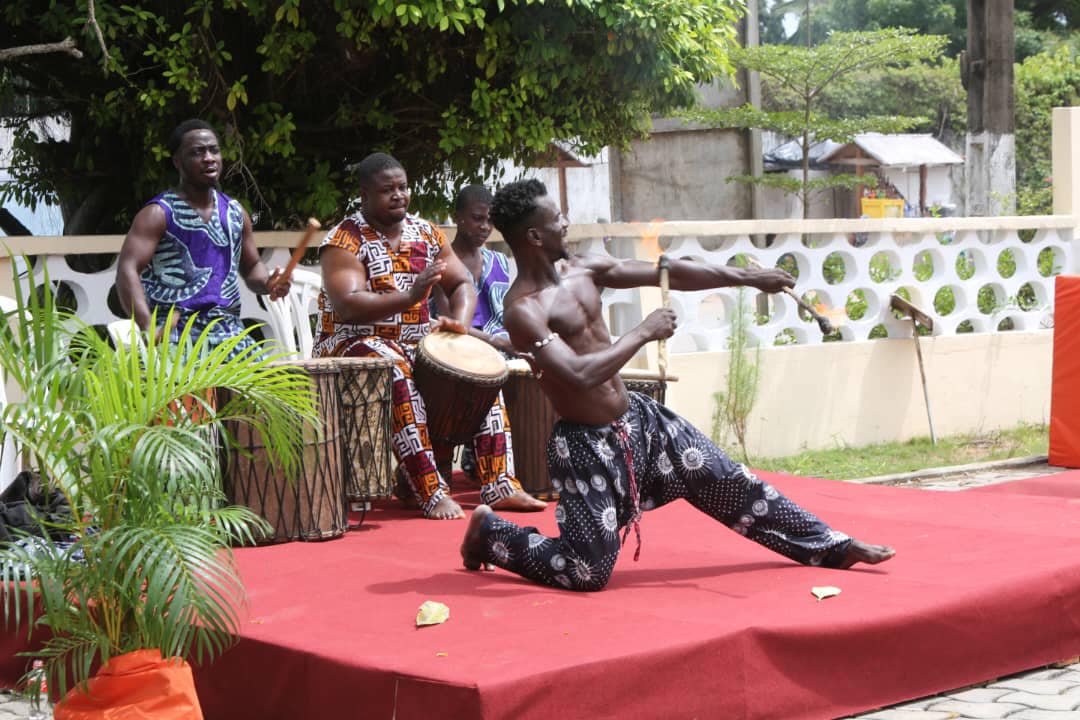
[1,459,1074,719]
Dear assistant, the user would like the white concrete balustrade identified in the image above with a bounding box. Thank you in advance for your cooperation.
[1,215,1073,357]
[566,215,1076,351]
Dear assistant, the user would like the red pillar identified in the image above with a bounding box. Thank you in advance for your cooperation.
[1049,275,1080,466]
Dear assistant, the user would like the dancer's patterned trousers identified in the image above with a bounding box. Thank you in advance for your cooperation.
[325,335,524,515]
[474,393,853,591]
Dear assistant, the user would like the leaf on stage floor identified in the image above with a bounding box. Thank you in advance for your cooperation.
[811,586,842,602]
[417,600,451,626]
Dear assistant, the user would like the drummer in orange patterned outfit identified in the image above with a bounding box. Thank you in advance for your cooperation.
[313,152,547,520]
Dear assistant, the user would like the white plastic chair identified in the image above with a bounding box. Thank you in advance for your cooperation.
[265,267,323,359]
[0,296,21,495]
[107,319,144,350]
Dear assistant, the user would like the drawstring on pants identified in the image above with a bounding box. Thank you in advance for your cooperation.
[613,421,643,561]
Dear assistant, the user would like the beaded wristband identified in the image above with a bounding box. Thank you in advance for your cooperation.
[534,332,559,349]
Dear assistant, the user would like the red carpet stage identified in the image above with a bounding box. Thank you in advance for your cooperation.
[6,470,1080,719]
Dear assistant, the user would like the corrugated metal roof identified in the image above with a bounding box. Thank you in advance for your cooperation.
[823,133,964,167]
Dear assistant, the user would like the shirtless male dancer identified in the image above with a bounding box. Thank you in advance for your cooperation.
[460,178,895,591]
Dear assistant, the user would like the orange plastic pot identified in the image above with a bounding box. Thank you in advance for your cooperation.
[53,649,203,720]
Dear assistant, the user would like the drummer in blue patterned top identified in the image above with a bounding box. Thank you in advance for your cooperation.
[314,153,547,520]
[117,118,290,359]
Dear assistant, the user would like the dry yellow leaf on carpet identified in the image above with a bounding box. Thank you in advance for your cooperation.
[811,586,842,602]
[417,600,451,626]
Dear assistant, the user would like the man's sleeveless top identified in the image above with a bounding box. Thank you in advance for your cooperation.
[313,211,446,356]
[141,189,249,351]
[472,247,511,341]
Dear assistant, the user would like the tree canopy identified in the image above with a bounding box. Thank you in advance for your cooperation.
[761,0,1075,57]
[1,0,744,233]
[691,28,948,217]
[1015,42,1080,214]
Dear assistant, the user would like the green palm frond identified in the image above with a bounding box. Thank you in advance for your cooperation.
[35,627,109,697]
[0,256,319,694]
[93,525,245,657]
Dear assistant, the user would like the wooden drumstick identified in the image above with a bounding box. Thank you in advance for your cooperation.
[746,256,834,335]
[657,254,671,381]
[282,217,322,279]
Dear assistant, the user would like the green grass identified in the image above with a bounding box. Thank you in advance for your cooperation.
[752,423,1049,480]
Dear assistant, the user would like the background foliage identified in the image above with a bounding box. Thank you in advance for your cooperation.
[692,29,947,217]
[0,0,744,233]
[757,0,1079,218]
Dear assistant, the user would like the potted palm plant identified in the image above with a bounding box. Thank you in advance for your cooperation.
[0,261,318,718]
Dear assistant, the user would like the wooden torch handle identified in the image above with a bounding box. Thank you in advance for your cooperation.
[282,217,322,279]
[657,254,671,380]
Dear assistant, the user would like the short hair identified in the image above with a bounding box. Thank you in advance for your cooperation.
[489,178,548,240]
[454,184,493,213]
[355,152,404,186]
[168,119,216,156]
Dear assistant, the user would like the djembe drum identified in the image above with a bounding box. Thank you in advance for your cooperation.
[412,331,509,445]
[502,360,672,499]
[221,358,348,544]
[335,356,395,502]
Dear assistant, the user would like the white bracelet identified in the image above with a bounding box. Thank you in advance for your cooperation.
[534,332,558,349]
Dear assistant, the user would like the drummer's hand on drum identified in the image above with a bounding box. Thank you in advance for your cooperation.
[410,260,446,303]
[432,316,468,334]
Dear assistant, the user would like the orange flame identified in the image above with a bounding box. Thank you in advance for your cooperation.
[814,300,847,328]
[636,218,665,262]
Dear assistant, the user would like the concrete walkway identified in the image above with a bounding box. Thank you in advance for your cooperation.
[1,460,1074,720]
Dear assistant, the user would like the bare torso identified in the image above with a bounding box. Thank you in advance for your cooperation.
[506,263,630,425]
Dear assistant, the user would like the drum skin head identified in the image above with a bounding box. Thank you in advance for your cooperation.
[421,332,507,378]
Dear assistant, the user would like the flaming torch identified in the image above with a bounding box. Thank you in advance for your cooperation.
[745,256,838,336]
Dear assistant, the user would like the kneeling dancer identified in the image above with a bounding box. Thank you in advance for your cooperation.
[461,179,895,590]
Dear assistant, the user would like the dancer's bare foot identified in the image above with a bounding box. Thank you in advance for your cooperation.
[491,490,548,512]
[837,540,895,569]
[461,505,494,571]
[425,495,465,520]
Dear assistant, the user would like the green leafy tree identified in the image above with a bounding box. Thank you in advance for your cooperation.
[760,0,830,46]
[813,0,966,55]
[814,58,966,143]
[1015,0,1080,30]
[1014,43,1080,215]
[691,29,947,218]
[1,0,743,233]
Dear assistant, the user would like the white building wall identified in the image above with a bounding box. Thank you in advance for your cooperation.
[0,122,66,236]
[494,149,612,224]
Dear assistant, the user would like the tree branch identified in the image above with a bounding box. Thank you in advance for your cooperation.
[85,0,110,65]
[0,37,84,63]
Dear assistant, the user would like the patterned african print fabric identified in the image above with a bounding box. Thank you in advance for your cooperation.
[142,190,256,358]
[314,211,443,351]
[311,211,524,514]
[317,335,522,513]
[474,392,853,591]
[472,248,511,340]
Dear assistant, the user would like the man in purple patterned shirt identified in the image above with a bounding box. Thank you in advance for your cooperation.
[117,119,289,358]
